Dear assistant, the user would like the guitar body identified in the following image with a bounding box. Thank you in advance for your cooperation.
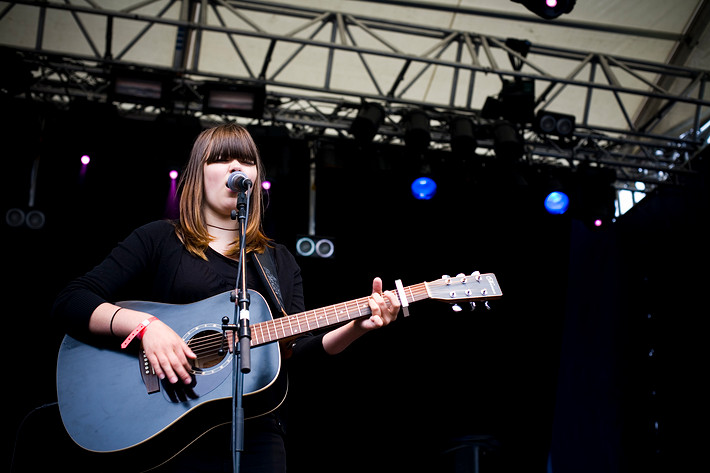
[56,290,283,462]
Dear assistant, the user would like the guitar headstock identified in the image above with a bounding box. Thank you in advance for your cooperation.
[425,272,503,307]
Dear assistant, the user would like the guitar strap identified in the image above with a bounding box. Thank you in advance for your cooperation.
[251,248,288,319]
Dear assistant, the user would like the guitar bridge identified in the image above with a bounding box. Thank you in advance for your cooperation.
[139,349,161,394]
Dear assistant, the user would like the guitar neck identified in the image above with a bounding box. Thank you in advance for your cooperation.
[250,282,429,347]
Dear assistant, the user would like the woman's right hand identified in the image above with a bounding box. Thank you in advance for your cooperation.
[140,320,197,385]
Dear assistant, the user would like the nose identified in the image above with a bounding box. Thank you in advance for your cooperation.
[228,160,243,174]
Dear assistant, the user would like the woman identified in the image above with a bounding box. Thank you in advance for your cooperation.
[52,123,400,472]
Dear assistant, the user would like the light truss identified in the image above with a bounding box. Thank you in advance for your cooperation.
[0,0,708,193]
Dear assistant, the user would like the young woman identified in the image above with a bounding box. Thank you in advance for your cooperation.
[52,123,400,472]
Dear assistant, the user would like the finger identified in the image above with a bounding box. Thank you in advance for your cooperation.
[372,277,383,296]
[183,343,197,360]
[146,351,166,381]
[169,350,194,384]
[153,352,178,384]
[383,290,401,311]
[367,296,386,327]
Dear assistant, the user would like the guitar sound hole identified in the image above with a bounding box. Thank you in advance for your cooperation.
[187,330,226,370]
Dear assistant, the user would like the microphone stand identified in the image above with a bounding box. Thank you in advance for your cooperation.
[222,188,251,473]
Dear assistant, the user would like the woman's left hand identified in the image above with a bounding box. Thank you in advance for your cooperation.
[357,277,400,331]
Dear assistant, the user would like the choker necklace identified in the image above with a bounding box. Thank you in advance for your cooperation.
[207,224,239,231]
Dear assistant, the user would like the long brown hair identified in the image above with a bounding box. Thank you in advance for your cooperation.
[175,123,271,259]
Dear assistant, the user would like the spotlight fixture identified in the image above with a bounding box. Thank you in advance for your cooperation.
[350,101,385,143]
[511,0,576,20]
[535,110,576,138]
[411,176,437,200]
[492,121,524,163]
[450,116,477,156]
[481,78,535,124]
[544,191,570,215]
[296,235,335,259]
[109,68,171,106]
[402,109,431,152]
[203,82,266,118]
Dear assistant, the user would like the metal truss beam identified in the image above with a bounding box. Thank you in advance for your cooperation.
[1,0,708,192]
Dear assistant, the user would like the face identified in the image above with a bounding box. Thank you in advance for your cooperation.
[202,158,259,221]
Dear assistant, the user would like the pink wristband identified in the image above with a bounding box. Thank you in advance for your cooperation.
[121,316,158,349]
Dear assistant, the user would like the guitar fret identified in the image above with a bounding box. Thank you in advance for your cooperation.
[251,323,261,345]
[338,302,347,322]
[286,315,294,336]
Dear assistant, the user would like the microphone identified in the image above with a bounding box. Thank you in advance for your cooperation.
[226,171,253,192]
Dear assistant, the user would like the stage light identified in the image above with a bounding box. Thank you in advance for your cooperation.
[535,110,576,138]
[164,169,180,219]
[492,121,524,163]
[6,208,25,227]
[296,235,335,259]
[80,154,91,180]
[403,109,431,152]
[25,210,45,229]
[411,176,437,200]
[481,78,535,124]
[109,68,171,106]
[350,101,385,143]
[5,208,45,229]
[450,116,477,156]
[511,0,576,20]
[203,82,266,118]
[544,191,570,215]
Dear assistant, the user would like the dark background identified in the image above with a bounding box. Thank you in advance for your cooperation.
[4,98,708,472]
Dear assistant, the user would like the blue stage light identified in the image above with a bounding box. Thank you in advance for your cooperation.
[411,177,437,200]
[544,191,570,214]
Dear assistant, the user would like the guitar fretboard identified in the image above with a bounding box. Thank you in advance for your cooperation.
[250,282,429,346]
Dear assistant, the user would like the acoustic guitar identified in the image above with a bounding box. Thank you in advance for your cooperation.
[56,272,502,470]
